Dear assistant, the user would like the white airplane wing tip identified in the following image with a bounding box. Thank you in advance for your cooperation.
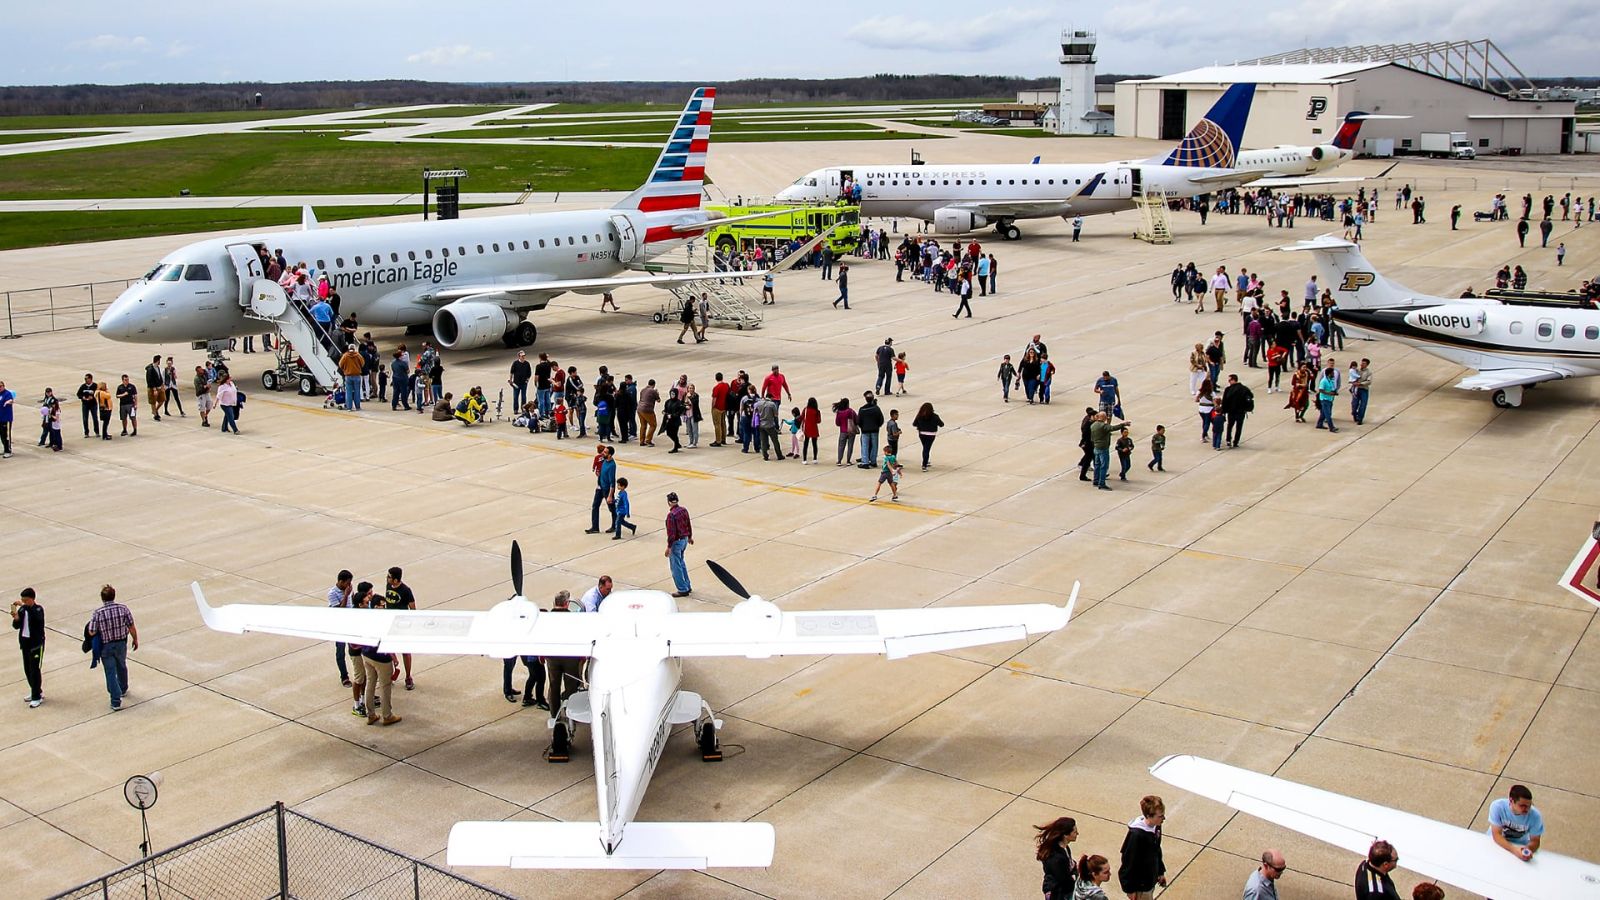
[191,582,227,632]
[1276,234,1356,253]
[448,821,775,870]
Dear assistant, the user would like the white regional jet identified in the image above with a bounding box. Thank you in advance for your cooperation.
[1286,236,1600,408]
[1151,755,1600,900]
[96,88,773,353]
[1168,110,1400,189]
[192,546,1075,869]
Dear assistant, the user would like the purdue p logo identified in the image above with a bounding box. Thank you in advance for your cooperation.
[1306,96,1328,120]
[1340,272,1376,292]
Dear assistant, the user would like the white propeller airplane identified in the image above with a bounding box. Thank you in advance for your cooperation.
[1286,235,1600,408]
[192,544,1075,869]
[95,87,780,353]
[1150,755,1600,900]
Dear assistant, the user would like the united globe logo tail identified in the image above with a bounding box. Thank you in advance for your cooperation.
[1159,82,1255,169]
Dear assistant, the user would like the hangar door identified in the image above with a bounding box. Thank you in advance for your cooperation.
[1160,90,1188,141]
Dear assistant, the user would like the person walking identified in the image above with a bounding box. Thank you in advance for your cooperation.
[665,493,693,598]
[509,351,531,412]
[1035,816,1078,900]
[12,588,45,707]
[637,379,660,447]
[586,445,616,534]
[857,393,883,468]
[911,402,943,472]
[661,390,684,453]
[1117,795,1167,900]
[1354,840,1400,899]
[610,477,637,539]
[1350,358,1372,425]
[216,374,241,434]
[360,615,402,726]
[997,354,1016,402]
[677,296,696,344]
[1516,217,1530,248]
[875,338,895,396]
[986,253,998,294]
[162,357,185,418]
[1243,850,1287,900]
[86,585,138,711]
[144,355,165,422]
[1220,374,1254,448]
[832,264,850,309]
[1115,425,1135,482]
[1196,378,1218,446]
[1088,412,1114,490]
[327,570,355,687]
[1314,365,1341,432]
[952,273,974,318]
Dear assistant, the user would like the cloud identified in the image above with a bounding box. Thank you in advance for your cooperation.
[71,34,150,53]
[165,40,194,59]
[847,7,1053,52]
[405,44,494,66]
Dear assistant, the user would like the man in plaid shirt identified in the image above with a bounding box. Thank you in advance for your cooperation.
[87,585,138,710]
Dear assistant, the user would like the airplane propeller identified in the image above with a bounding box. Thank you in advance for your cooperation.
[705,560,751,600]
[510,540,524,598]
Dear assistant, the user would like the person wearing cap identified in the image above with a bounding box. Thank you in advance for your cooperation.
[664,493,694,598]
[875,338,895,396]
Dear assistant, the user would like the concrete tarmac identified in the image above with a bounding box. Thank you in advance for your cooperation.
[0,136,1597,899]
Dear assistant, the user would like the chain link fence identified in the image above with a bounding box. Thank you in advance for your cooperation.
[2,279,129,339]
[47,803,513,900]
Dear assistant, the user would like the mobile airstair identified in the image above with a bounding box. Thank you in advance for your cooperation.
[1133,186,1174,245]
[634,241,765,331]
[225,243,344,395]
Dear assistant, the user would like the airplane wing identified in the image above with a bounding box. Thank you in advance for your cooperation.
[1453,368,1569,392]
[658,586,1075,660]
[943,200,1080,218]
[1252,162,1401,190]
[192,583,608,657]
[1185,170,1265,187]
[429,269,761,304]
[1149,755,1600,900]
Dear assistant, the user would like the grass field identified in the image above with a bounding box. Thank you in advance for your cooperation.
[0,205,497,252]
[433,120,883,138]
[250,122,410,131]
[0,131,116,144]
[0,132,659,199]
[540,98,992,115]
[0,108,341,130]
[350,105,518,119]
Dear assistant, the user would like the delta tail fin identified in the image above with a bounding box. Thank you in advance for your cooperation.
[612,87,714,214]
[1278,235,1428,311]
[1150,82,1255,169]
[1330,111,1369,151]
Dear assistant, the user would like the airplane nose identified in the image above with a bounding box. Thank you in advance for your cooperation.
[97,293,140,340]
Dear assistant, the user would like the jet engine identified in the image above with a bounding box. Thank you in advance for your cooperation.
[1308,145,1350,170]
[432,300,518,350]
[933,207,988,235]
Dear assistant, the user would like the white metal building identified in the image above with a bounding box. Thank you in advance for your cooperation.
[1113,41,1577,155]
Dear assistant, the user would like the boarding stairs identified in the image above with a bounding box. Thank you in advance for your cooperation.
[1132,185,1173,245]
[224,242,343,393]
[632,241,765,331]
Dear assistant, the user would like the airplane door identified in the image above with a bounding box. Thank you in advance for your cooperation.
[610,215,639,264]
[225,243,264,307]
[1114,167,1136,199]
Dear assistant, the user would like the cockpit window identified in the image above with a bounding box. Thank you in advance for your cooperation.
[183,264,211,281]
[144,264,169,281]
[161,266,183,282]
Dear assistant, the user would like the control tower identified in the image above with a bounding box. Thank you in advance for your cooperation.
[1056,28,1098,135]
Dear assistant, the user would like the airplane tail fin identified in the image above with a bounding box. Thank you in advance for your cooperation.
[612,87,714,214]
[447,821,775,870]
[1278,235,1422,310]
[1559,520,1600,609]
[1150,82,1255,168]
[1330,111,1369,151]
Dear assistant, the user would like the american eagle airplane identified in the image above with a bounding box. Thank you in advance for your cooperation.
[96,88,777,352]
[1151,756,1600,900]
[1286,235,1600,408]
[192,545,1075,869]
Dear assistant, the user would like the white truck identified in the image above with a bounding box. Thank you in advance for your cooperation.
[1418,131,1476,159]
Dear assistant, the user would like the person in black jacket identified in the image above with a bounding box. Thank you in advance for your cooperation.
[1354,839,1401,899]
[1034,816,1078,900]
[1117,795,1166,899]
[1077,407,1097,482]
[856,393,884,468]
[910,402,943,471]
[12,588,45,707]
[1220,374,1255,449]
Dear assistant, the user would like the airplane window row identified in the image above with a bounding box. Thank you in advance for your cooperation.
[315,230,619,271]
[866,178,1090,187]
[1516,321,1599,339]
[147,263,211,282]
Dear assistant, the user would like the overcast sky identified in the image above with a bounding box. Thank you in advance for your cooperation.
[6,0,1593,85]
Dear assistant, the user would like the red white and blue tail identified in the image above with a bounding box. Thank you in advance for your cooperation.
[614,87,714,216]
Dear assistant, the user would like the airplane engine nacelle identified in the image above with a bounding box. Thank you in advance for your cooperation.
[433,300,518,350]
[1309,145,1350,170]
[1310,145,1328,161]
[933,208,987,235]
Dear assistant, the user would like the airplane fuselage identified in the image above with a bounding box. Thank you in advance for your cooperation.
[1336,300,1600,379]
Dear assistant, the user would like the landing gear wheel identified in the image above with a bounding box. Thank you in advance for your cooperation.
[716,235,737,255]
[548,721,571,763]
[1003,224,1022,241]
[514,321,537,347]
[1492,389,1512,409]
[652,311,666,324]
[297,374,316,396]
[697,720,722,762]
[501,331,519,349]
[261,370,278,392]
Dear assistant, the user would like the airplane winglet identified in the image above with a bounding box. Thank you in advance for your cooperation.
[301,205,318,231]
[191,581,232,633]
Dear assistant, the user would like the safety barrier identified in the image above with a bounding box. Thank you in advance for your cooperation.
[47,802,513,900]
[2,278,130,338]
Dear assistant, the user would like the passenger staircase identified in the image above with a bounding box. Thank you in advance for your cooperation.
[632,241,765,331]
[1132,186,1173,245]
[240,278,344,392]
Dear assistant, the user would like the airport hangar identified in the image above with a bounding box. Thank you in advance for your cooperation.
[1112,40,1578,156]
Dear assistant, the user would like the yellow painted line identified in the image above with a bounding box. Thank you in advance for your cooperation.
[255,394,948,515]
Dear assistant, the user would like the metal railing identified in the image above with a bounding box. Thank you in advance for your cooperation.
[2,278,131,339]
[47,802,514,900]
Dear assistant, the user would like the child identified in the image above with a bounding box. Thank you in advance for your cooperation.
[885,408,901,457]
[1147,425,1166,472]
[997,354,1016,402]
[552,400,568,439]
[610,477,637,539]
[1115,425,1134,481]
[787,407,802,459]
[1038,353,1055,405]
[894,352,909,395]
[869,450,903,502]
[762,271,775,305]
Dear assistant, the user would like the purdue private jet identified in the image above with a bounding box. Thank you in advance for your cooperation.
[1151,755,1600,900]
[1286,235,1600,408]
[96,88,779,354]
[193,545,1075,869]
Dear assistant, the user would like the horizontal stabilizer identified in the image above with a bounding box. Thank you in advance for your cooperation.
[447,821,775,870]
